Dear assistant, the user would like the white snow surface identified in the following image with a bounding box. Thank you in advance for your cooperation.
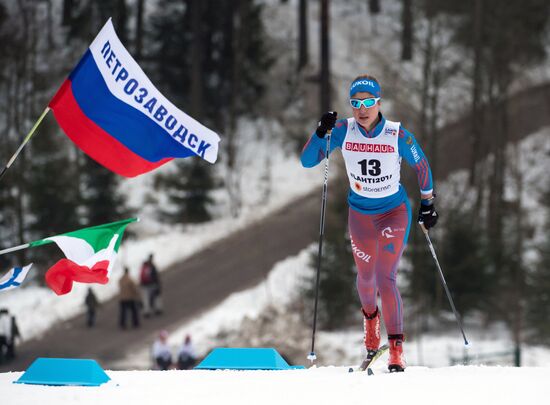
[2,366,549,405]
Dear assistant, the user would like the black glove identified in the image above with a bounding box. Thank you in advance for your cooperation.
[316,111,337,138]
[418,197,438,229]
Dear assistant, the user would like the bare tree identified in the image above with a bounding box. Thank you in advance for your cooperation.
[401,0,413,61]
[189,0,203,119]
[134,0,145,60]
[225,0,245,217]
[115,0,128,43]
[468,0,483,188]
[368,0,381,14]
[62,0,74,27]
[319,0,330,113]
[297,0,308,71]
[510,142,526,366]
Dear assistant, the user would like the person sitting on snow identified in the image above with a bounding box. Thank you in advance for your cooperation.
[152,330,172,370]
[177,334,197,370]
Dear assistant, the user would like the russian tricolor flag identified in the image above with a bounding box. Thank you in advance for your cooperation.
[49,19,220,177]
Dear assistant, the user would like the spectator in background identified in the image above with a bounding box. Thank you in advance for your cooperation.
[152,330,172,370]
[118,267,140,329]
[139,254,162,317]
[84,288,99,327]
[177,334,197,370]
[0,309,9,363]
[0,308,21,363]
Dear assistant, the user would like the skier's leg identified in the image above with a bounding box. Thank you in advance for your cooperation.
[373,202,411,370]
[349,208,381,351]
[374,202,410,335]
[348,208,378,313]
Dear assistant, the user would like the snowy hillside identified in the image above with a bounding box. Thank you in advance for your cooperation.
[2,365,549,405]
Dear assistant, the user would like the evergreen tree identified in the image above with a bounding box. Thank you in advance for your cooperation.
[154,159,214,223]
[405,223,442,315]
[303,165,358,330]
[65,0,128,45]
[148,0,271,221]
[406,202,491,328]
[525,186,550,345]
[439,0,549,264]
[0,2,18,252]
[26,132,79,239]
[0,1,84,271]
[81,157,129,226]
[150,0,270,122]
[61,0,130,227]
[26,118,82,274]
[440,207,491,316]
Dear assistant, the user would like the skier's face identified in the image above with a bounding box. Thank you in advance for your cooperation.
[351,91,380,131]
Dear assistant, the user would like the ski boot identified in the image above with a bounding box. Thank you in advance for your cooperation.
[388,334,405,372]
[362,307,381,352]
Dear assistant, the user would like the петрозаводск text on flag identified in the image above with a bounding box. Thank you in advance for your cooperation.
[48,19,220,177]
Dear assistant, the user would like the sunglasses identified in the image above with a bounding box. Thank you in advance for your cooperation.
[350,97,380,109]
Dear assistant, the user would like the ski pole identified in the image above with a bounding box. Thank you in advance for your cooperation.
[419,222,469,346]
[0,107,50,182]
[307,126,333,364]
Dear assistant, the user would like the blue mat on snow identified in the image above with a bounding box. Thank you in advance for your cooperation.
[195,348,305,370]
[14,358,111,386]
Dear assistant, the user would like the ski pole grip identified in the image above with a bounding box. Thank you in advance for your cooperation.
[419,222,428,234]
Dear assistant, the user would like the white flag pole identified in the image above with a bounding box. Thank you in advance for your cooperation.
[0,243,31,256]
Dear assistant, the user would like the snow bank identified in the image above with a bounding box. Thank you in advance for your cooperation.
[2,365,549,405]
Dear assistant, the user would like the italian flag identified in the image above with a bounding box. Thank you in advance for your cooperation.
[30,218,136,295]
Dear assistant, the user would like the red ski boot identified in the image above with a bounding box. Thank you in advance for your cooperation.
[388,334,405,372]
[362,307,380,352]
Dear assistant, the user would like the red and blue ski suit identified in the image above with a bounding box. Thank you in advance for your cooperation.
[301,114,433,335]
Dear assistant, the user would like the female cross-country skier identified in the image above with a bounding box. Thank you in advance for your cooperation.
[300,75,438,372]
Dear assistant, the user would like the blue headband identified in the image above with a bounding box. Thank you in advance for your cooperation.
[349,79,381,98]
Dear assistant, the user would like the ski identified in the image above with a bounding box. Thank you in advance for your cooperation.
[348,343,389,373]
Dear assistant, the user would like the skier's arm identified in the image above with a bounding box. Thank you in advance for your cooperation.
[300,119,346,168]
[398,127,434,198]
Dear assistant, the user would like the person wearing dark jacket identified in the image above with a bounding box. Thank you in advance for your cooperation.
[139,254,162,317]
[0,308,21,363]
[84,288,99,327]
[177,334,197,370]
